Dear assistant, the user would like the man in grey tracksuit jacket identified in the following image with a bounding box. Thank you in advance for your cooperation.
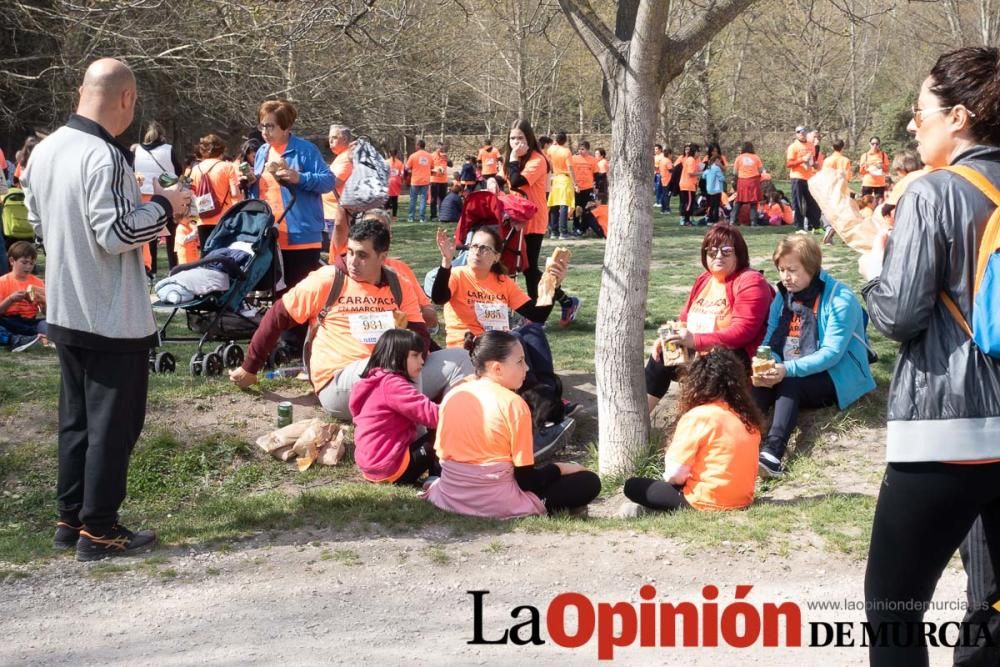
[23,58,188,560]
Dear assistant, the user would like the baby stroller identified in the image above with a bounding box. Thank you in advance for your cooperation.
[150,199,281,376]
[453,190,532,275]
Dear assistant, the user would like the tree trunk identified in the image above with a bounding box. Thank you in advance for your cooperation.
[592,3,663,475]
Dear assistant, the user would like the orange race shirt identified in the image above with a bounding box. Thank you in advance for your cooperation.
[592,203,609,236]
[506,152,549,235]
[546,145,572,175]
[386,157,404,197]
[430,150,450,184]
[685,277,732,334]
[173,219,200,264]
[570,154,596,190]
[434,377,534,466]
[258,144,301,248]
[322,148,354,219]
[823,152,853,181]
[282,266,424,391]
[859,149,890,188]
[406,150,433,186]
[0,272,44,319]
[478,147,501,176]
[442,267,531,348]
[384,257,430,308]
[191,158,241,227]
[786,140,816,180]
[734,153,763,179]
[679,156,700,192]
[666,402,760,511]
[657,156,673,181]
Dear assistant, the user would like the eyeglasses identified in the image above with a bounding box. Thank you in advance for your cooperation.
[910,105,961,128]
[258,123,277,131]
[705,246,735,258]
[870,141,880,146]
[469,243,497,254]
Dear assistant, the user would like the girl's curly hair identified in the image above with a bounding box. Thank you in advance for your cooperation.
[677,346,765,435]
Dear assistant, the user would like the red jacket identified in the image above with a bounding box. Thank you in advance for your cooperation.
[680,268,774,360]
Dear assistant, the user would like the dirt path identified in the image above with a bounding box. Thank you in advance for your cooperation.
[0,530,967,665]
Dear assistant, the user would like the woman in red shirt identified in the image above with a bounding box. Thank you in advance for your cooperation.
[646,225,772,413]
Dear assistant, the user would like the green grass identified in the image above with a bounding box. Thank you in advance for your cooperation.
[0,197,889,564]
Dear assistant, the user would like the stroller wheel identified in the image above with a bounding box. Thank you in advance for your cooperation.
[214,343,227,358]
[190,352,205,376]
[148,353,157,373]
[154,351,176,374]
[270,346,291,368]
[204,352,224,376]
[223,343,244,369]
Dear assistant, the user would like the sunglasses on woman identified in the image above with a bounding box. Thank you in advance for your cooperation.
[909,105,977,128]
[705,246,735,258]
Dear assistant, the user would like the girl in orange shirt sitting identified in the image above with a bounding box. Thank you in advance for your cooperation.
[622,347,764,515]
[423,331,601,519]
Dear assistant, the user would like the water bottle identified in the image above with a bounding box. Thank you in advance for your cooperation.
[265,366,305,380]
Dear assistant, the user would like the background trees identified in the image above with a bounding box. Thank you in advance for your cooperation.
[5,0,993,160]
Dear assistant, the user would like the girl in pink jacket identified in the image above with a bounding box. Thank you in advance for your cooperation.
[349,329,440,485]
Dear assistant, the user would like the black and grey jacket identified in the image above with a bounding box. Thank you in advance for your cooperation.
[23,114,174,350]
[862,145,1000,462]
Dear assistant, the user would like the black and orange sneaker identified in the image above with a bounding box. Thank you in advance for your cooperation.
[53,520,83,550]
[75,524,157,562]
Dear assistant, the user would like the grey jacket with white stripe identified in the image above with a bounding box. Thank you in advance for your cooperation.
[23,114,173,349]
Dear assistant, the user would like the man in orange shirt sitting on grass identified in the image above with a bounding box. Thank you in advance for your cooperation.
[231,218,471,420]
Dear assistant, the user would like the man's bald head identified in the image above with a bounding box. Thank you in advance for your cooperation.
[82,58,135,96]
[77,58,137,136]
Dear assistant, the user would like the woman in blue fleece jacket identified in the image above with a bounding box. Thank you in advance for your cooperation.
[753,234,875,477]
[250,99,334,292]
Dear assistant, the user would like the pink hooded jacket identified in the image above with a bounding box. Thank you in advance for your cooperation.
[349,369,439,481]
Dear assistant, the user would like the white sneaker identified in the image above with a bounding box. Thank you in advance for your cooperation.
[617,501,650,518]
[11,334,41,353]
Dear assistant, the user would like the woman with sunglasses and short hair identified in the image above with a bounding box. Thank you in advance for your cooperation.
[647,225,772,414]
[752,233,875,478]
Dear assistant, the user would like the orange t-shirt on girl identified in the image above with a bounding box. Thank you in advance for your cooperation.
[665,401,760,511]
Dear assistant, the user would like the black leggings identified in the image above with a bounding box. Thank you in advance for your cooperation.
[752,371,837,458]
[387,196,399,218]
[957,517,1000,666]
[865,462,1000,667]
[534,471,601,513]
[523,233,544,300]
[623,477,691,511]
[394,432,440,486]
[680,190,696,221]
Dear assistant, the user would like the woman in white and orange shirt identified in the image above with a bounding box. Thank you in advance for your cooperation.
[431,226,568,347]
